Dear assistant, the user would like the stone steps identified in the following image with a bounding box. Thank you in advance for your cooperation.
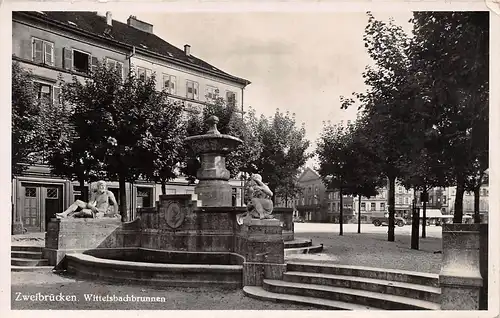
[287,262,439,287]
[283,238,312,249]
[11,245,52,272]
[283,271,440,302]
[243,286,379,310]
[11,251,43,259]
[11,258,49,267]
[11,265,54,272]
[263,279,440,310]
[284,244,324,256]
[11,245,43,252]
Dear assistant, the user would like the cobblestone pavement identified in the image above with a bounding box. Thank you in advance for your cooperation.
[290,223,442,273]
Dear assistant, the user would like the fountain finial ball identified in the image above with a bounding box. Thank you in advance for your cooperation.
[207,115,220,134]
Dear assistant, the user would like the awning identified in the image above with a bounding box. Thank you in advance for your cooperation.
[420,209,443,218]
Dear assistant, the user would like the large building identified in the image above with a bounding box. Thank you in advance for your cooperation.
[12,11,250,233]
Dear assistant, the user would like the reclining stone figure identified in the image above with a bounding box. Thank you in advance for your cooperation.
[56,180,119,219]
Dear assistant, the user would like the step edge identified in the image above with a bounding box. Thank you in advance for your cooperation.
[243,286,379,310]
[284,271,441,293]
[263,279,440,309]
[286,261,439,279]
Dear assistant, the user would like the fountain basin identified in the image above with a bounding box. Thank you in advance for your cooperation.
[66,248,244,289]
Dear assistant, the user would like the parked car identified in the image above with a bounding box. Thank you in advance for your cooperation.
[372,213,406,227]
[293,216,305,223]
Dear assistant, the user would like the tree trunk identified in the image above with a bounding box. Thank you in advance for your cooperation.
[387,176,396,242]
[358,194,362,234]
[453,173,465,223]
[285,194,288,208]
[161,180,166,195]
[119,173,128,222]
[411,189,419,250]
[79,177,86,202]
[422,188,427,239]
[474,186,481,223]
[339,187,343,236]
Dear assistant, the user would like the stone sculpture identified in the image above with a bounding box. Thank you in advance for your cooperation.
[237,174,274,225]
[56,180,119,219]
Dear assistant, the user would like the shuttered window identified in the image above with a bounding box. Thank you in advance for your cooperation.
[106,58,124,80]
[162,74,176,94]
[226,91,236,106]
[32,38,54,66]
[186,80,199,100]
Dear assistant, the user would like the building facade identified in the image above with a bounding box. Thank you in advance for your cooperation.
[12,11,250,233]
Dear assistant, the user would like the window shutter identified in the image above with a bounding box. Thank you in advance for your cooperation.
[116,62,123,80]
[44,42,53,65]
[170,75,176,94]
[186,81,192,98]
[63,47,72,70]
[33,39,43,63]
[87,54,92,73]
[194,82,199,100]
[163,74,169,90]
[53,87,61,106]
[91,56,99,73]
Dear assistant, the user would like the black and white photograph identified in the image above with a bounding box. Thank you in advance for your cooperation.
[5,0,498,314]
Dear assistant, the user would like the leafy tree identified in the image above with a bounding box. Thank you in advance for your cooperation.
[341,13,414,241]
[253,109,311,202]
[11,62,42,177]
[411,12,489,223]
[60,62,175,221]
[135,98,186,195]
[316,122,354,235]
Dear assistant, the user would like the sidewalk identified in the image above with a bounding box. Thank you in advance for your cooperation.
[288,230,442,274]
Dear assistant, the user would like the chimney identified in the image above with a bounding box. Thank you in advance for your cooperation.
[127,15,153,34]
[106,11,112,26]
[184,44,191,56]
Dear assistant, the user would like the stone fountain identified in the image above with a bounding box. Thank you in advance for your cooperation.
[185,115,242,207]
[43,115,292,288]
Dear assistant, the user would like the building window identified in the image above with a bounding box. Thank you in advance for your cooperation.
[106,58,124,79]
[370,202,376,211]
[405,197,409,205]
[206,85,218,101]
[33,82,61,106]
[136,187,152,208]
[380,203,385,211]
[32,38,54,66]
[332,202,336,211]
[72,49,91,73]
[25,187,37,197]
[226,91,236,106]
[443,195,447,204]
[46,188,58,199]
[137,67,152,81]
[163,74,177,94]
[398,197,403,204]
[361,202,366,211]
[186,80,199,100]
[232,188,237,207]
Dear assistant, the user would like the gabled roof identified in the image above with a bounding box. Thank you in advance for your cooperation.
[15,11,251,86]
[297,167,321,183]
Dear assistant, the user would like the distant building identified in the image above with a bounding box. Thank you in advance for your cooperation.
[294,168,354,223]
[12,11,250,233]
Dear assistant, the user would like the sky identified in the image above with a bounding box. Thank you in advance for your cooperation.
[111,11,414,167]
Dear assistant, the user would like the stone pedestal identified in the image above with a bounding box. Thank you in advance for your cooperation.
[440,223,483,310]
[43,218,127,267]
[237,218,286,286]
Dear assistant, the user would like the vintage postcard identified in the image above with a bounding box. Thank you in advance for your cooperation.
[2,0,498,316]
